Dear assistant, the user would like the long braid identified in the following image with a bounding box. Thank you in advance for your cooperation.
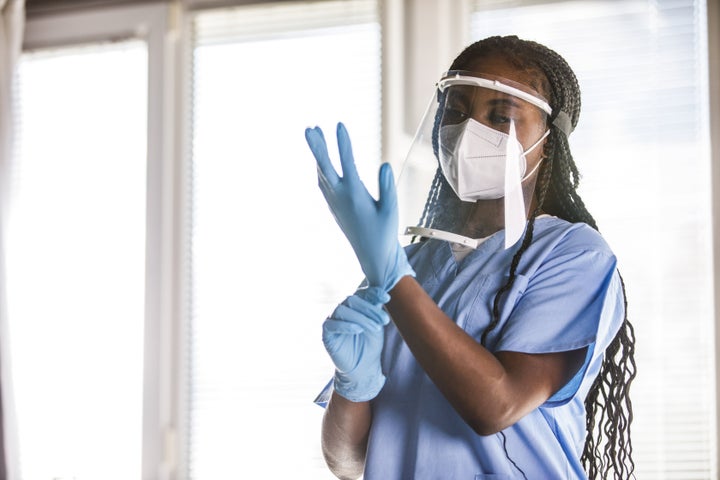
[546,130,597,227]
[582,273,637,479]
[420,36,636,479]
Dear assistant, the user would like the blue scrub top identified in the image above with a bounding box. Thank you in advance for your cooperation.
[318,216,625,479]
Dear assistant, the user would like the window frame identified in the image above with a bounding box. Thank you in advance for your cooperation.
[708,0,720,471]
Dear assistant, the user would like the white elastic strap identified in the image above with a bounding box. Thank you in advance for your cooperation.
[404,226,480,249]
[519,128,550,182]
[438,74,552,115]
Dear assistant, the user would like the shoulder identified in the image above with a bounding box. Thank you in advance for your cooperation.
[510,216,619,285]
[530,216,615,259]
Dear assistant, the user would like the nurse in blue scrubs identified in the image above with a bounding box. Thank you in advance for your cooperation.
[305,35,636,480]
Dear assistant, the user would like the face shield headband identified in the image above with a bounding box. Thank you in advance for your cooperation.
[438,73,553,115]
[397,71,555,250]
[436,72,573,137]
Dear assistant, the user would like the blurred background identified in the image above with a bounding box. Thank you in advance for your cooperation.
[0,0,718,478]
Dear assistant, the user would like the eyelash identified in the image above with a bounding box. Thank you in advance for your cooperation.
[444,107,469,122]
[489,112,511,124]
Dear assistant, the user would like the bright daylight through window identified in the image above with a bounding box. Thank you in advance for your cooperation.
[471,0,714,477]
[8,41,148,480]
[186,1,380,478]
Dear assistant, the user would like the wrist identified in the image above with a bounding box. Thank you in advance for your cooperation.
[363,244,416,297]
[334,368,385,402]
[384,244,416,293]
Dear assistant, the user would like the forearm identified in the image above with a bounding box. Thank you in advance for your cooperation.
[386,276,563,435]
[321,391,372,479]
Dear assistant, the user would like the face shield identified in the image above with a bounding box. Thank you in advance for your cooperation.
[397,71,552,249]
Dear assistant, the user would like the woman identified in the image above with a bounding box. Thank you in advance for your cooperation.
[305,35,636,479]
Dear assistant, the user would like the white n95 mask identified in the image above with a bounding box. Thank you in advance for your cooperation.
[439,118,549,202]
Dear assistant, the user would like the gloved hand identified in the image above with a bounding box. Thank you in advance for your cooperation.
[305,122,415,294]
[323,287,390,402]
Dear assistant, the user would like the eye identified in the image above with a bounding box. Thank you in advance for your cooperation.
[488,110,511,125]
[443,107,469,124]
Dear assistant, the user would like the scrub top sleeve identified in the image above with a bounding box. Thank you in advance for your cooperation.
[314,378,334,408]
[494,248,618,355]
[493,247,622,407]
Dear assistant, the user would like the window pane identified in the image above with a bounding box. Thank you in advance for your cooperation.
[471,1,713,478]
[8,41,147,480]
[187,1,380,478]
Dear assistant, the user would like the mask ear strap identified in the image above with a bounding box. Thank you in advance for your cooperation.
[521,155,544,182]
[520,129,550,182]
[523,128,550,156]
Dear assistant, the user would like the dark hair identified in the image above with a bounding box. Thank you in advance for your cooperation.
[420,35,637,479]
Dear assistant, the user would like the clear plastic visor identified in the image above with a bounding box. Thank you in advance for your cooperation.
[397,72,550,250]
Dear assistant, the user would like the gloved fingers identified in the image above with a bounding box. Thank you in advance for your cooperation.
[305,126,340,187]
[322,318,364,335]
[343,294,390,327]
[330,303,386,331]
[336,122,360,183]
[377,162,399,215]
[322,321,361,373]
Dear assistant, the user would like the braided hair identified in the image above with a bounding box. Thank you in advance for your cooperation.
[419,36,637,479]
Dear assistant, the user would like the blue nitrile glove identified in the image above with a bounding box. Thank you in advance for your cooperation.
[323,287,390,402]
[305,122,415,294]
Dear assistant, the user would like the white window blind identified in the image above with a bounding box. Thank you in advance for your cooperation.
[185,1,380,478]
[8,40,148,480]
[471,0,713,478]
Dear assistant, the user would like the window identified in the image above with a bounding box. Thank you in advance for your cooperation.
[471,0,714,477]
[8,40,148,480]
[10,4,172,479]
[7,1,716,478]
[184,1,381,477]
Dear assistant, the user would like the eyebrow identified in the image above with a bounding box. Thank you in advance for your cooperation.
[447,90,472,105]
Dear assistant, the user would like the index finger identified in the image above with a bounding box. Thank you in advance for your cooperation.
[305,126,340,186]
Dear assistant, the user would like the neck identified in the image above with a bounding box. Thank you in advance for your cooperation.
[456,176,541,238]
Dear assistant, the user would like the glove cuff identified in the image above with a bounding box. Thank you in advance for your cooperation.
[354,286,390,306]
[333,367,386,402]
[382,243,416,294]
